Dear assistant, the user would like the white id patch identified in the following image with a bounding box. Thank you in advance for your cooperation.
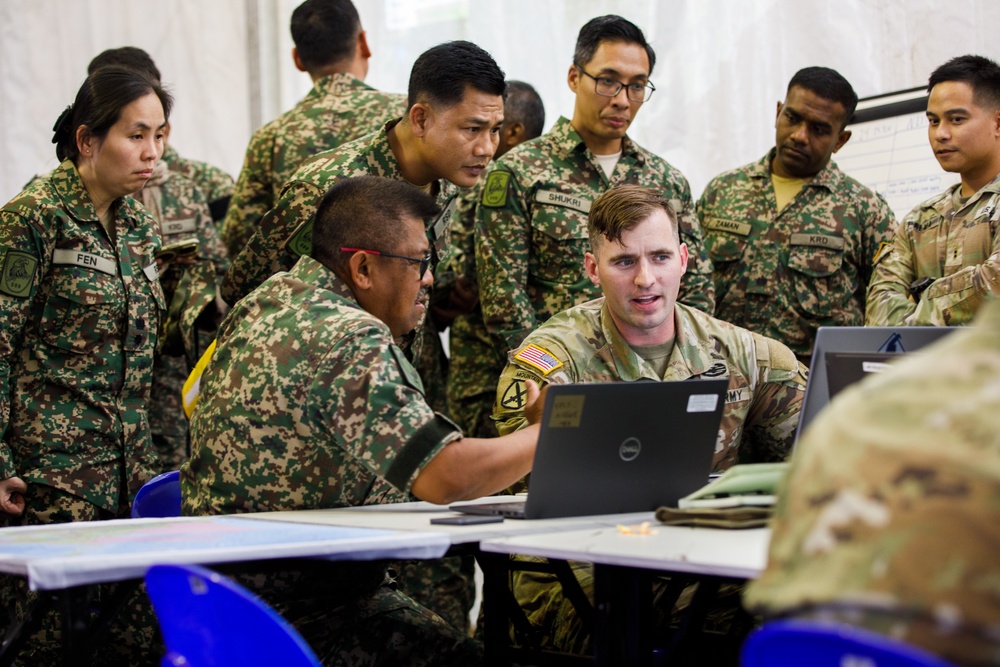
[143,263,159,281]
[162,218,197,235]
[687,393,719,413]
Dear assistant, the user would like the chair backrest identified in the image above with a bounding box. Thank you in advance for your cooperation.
[145,563,322,667]
[131,470,182,518]
[741,619,956,667]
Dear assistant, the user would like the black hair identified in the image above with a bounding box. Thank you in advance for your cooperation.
[87,46,161,83]
[53,65,173,163]
[928,54,1000,111]
[312,176,440,274]
[787,67,858,127]
[290,0,361,70]
[504,81,545,139]
[573,15,656,76]
[407,41,506,109]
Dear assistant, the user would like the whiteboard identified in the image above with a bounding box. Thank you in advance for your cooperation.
[833,87,960,221]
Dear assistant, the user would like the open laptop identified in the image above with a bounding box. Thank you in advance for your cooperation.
[796,326,959,441]
[451,379,728,520]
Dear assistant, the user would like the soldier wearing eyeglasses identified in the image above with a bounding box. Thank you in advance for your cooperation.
[474,15,715,369]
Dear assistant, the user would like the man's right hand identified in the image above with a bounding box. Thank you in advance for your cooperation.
[0,476,27,517]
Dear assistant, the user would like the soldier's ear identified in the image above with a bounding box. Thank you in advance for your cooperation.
[410,102,430,137]
[584,251,600,286]
[349,251,374,290]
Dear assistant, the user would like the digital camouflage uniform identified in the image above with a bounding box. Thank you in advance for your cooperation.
[445,183,503,438]
[161,144,235,224]
[0,160,164,665]
[493,298,807,654]
[474,116,715,356]
[745,297,1000,666]
[181,256,480,666]
[696,149,896,362]
[221,73,407,257]
[220,121,470,630]
[865,173,1000,326]
[134,160,229,471]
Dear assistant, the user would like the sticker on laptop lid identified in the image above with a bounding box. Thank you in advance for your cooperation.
[687,393,719,413]
[548,394,585,428]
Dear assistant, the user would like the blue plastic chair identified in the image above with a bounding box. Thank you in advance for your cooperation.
[146,563,322,667]
[741,619,956,667]
[131,470,181,518]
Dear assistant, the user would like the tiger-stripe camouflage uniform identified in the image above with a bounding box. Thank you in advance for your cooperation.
[0,160,164,665]
[493,297,807,655]
[745,297,1000,666]
[221,73,407,257]
[161,144,235,224]
[865,173,1000,326]
[474,116,715,355]
[697,149,896,361]
[182,255,481,666]
[134,160,229,471]
[221,126,469,629]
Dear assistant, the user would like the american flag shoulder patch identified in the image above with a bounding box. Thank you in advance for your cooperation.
[514,344,563,375]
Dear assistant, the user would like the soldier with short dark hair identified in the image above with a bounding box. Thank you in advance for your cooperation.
[866,54,1000,326]
[697,66,895,364]
[183,175,543,665]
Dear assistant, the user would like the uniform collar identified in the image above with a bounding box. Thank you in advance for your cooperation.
[755,147,845,191]
[288,255,360,306]
[551,116,643,164]
[313,72,376,97]
[925,172,1000,217]
[50,159,124,225]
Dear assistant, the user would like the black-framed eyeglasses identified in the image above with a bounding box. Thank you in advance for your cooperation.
[341,247,431,279]
[577,68,655,103]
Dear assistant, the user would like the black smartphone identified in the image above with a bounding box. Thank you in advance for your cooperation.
[430,515,504,525]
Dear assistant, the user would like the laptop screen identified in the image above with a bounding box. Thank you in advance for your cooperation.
[796,326,959,442]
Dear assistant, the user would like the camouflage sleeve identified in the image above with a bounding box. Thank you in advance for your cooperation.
[221,128,277,258]
[492,338,575,435]
[474,169,537,354]
[316,330,462,493]
[443,188,478,284]
[674,190,716,314]
[907,224,1000,326]
[865,224,918,326]
[0,211,49,478]
[741,334,808,463]
[859,193,897,288]
[221,180,322,306]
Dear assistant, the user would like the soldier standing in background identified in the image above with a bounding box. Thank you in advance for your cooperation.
[697,66,895,364]
[866,54,1000,326]
[221,0,407,258]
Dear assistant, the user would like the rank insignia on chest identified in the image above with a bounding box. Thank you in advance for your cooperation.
[514,344,563,375]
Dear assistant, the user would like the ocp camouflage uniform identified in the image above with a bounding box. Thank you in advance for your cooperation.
[161,144,235,224]
[134,160,229,471]
[474,116,715,356]
[0,159,164,665]
[745,297,1000,666]
[865,173,1000,326]
[696,149,895,362]
[182,256,481,666]
[221,73,407,257]
[445,183,503,438]
[494,298,807,655]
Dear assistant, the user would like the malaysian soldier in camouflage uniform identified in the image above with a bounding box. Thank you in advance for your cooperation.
[697,67,895,363]
[867,55,1000,327]
[494,185,807,656]
[447,80,545,438]
[474,16,714,365]
[88,47,235,225]
[134,160,229,471]
[0,66,171,666]
[183,176,544,666]
[745,296,1000,665]
[221,0,408,258]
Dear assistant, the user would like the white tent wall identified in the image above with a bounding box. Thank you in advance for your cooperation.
[2,0,999,205]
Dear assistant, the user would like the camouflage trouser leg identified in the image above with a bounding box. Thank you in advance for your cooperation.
[396,556,477,635]
[149,353,190,472]
[0,484,163,667]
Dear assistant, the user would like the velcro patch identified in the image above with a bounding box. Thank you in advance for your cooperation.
[500,379,530,410]
[481,171,510,208]
[52,248,117,275]
[704,218,752,236]
[789,233,845,250]
[0,250,37,298]
[161,217,197,235]
[534,190,591,214]
[872,240,892,266]
[286,219,313,257]
[514,343,563,375]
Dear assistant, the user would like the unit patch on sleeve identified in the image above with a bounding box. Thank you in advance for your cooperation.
[0,250,37,298]
[481,171,510,208]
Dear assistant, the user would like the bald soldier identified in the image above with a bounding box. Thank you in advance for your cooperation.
[493,184,807,655]
[183,176,543,665]
[745,297,1000,665]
